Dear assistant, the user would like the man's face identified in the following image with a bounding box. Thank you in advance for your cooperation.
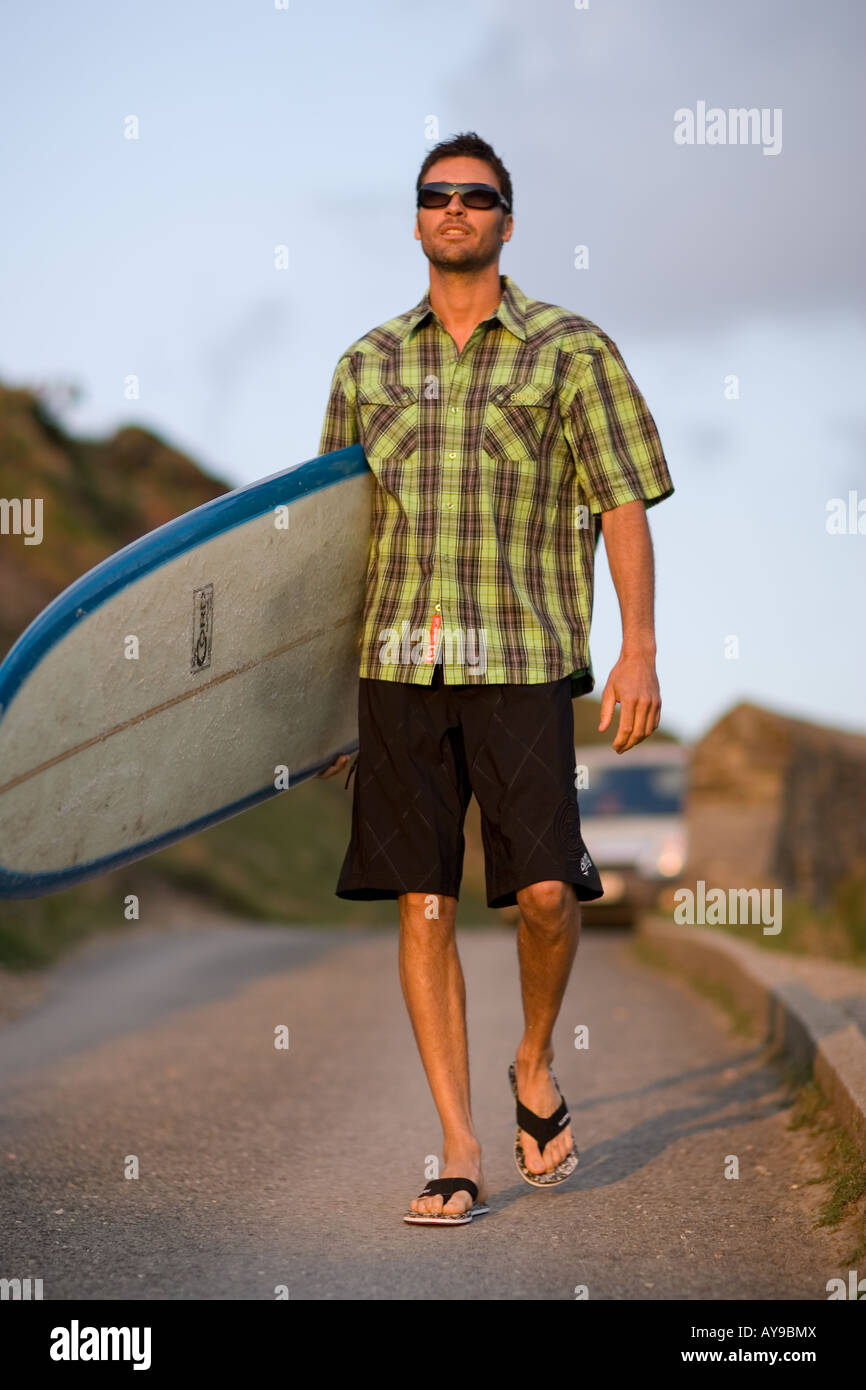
[414,156,513,272]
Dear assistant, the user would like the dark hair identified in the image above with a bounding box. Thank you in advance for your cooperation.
[416,131,513,213]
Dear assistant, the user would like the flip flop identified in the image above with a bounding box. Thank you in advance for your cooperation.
[508,1061,579,1187]
[402,1177,490,1225]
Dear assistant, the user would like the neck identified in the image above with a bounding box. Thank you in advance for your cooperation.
[427,265,504,333]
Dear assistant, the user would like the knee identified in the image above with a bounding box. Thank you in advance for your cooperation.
[517,880,572,926]
[399,891,456,928]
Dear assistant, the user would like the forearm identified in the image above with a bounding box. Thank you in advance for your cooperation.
[599,499,656,656]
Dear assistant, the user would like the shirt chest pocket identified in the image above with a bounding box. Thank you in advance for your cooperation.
[357,384,419,460]
[482,377,559,462]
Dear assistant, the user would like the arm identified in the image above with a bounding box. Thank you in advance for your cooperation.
[560,333,674,752]
[598,500,660,753]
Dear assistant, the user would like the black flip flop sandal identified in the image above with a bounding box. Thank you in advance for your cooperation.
[509,1061,579,1187]
[403,1177,490,1225]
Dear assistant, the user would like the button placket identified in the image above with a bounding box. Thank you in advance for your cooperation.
[434,357,468,668]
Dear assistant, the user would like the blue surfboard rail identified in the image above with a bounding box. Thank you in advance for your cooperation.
[0,444,368,899]
[0,745,361,900]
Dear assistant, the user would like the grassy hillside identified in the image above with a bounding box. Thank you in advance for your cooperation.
[0,385,227,661]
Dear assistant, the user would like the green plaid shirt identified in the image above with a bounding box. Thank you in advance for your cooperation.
[318,273,673,693]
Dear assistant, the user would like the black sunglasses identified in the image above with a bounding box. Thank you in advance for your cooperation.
[417,182,511,213]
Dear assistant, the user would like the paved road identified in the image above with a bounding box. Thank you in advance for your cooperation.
[0,918,856,1300]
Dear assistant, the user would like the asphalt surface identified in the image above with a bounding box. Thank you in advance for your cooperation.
[0,918,857,1300]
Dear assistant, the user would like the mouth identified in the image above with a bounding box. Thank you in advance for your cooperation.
[439,225,470,236]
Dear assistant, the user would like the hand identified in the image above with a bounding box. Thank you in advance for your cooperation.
[597,649,661,753]
[317,754,351,779]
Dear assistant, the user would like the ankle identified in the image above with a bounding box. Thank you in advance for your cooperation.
[442,1135,482,1164]
[515,1044,553,1073]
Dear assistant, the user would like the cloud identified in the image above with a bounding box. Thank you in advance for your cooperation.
[436,0,864,332]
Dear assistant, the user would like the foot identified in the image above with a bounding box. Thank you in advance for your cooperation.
[513,1057,574,1175]
[408,1143,487,1218]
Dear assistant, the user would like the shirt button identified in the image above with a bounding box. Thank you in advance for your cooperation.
[434,603,441,612]
[450,406,459,413]
[448,451,457,459]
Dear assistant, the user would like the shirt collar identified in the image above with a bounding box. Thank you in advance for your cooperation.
[401,273,528,343]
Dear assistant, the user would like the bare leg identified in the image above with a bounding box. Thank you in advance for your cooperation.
[513,880,580,1173]
[399,891,487,1216]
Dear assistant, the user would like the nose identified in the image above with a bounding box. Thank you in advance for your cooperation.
[444,192,466,211]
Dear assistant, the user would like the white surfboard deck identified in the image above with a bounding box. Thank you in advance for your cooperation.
[0,444,372,899]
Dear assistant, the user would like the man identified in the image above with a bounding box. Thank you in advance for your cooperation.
[317,132,674,1225]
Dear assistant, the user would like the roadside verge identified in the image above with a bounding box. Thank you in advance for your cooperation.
[636,914,866,1156]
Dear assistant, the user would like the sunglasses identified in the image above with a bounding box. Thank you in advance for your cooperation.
[417,182,511,212]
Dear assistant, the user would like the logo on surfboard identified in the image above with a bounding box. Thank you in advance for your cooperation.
[191,583,214,673]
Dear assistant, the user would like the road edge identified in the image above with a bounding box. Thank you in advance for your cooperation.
[635,915,866,1158]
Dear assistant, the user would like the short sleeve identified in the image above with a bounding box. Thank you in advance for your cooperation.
[561,334,674,514]
[318,354,360,456]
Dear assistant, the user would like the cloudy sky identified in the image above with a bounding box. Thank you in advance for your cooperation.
[2,0,863,742]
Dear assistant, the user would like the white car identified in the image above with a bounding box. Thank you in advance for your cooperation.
[574,741,689,924]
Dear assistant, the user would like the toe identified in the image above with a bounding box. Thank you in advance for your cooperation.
[521,1134,546,1172]
[550,1131,570,1167]
[547,1136,565,1168]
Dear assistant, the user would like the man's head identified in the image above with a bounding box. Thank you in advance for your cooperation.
[414,132,514,273]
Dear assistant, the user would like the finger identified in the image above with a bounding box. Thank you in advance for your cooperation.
[640,698,661,743]
[626,699,655,748]
[613,697,636,752]
[624,705,651,750]
[597,678,616,732]
[642,698,661,740]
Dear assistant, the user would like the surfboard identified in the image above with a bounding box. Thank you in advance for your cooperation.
[0,444,371,899]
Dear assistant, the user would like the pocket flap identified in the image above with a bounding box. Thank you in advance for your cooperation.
[357,383,418,407]
[490,381,556,407]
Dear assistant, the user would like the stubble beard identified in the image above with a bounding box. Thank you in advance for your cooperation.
[424,228,502,275]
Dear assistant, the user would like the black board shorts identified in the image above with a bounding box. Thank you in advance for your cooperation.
[336,666,604,909]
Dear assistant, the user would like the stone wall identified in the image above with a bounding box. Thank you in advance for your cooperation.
[685,701,866,906]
